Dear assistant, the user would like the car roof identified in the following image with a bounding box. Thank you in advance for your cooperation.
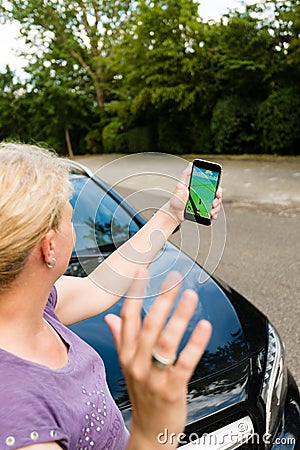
[62,158,95,178]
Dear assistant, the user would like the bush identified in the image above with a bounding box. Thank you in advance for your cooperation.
[124,125,156,153]
[257,87,300,155]
[211,96,259,154]
[102,118,127,153]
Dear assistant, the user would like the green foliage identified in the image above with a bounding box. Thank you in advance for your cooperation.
[84,128,104,154]
[211,96,259,154]
[102,118,127,153]
[210,10,276,101]
[258,87,300,155]
[124,125,156,153]
[0,67,17,139]
[0,0,299,155]
[0,66,96,154]
[157,118,186,154]
[190,117,214,154]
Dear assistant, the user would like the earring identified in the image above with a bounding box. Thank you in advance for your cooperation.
[46,258,57,269]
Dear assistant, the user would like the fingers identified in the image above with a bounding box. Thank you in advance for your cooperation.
[173,319,212,384]
[105,267,148,363]
[180,162,192,186]
[104,314,122,350]
[134,271,182,363]
[169,164,192,223]
[152,289,198,363]
[211,204,221,220]
[211,186,223,220]
[216,186,223,199]
[120,268,148,361]
[154,290,198,370]
[174,163,192,199]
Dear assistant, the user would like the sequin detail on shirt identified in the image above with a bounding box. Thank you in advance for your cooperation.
[76,380,125,450]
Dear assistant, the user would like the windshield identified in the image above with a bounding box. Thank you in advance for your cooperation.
[70,175,140,255]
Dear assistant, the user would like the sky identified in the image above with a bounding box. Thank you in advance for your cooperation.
[0,0,250,75]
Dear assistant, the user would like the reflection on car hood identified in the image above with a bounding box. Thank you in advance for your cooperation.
[70,243,248,412]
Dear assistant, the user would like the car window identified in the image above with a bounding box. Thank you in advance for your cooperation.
[70,175,140,255]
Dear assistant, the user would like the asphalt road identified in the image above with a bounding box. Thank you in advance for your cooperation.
[75,153,300,387]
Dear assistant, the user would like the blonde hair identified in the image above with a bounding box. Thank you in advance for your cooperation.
[0,142,72,290]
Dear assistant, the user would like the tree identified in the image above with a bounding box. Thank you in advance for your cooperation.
[245,1,300,154]
[1,0,138,153]
[210,0,300,156]
[0,65,95,155]
[23,65,98,155]
[105,0,219,153]
[1,0,137,109]
[1,0,299,155]
[0,66,20,140]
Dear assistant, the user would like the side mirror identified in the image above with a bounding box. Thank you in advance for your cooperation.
[172,223,181,234]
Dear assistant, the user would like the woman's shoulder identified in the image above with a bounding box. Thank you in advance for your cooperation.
[43,285,63,327]
[45,285,58,311]
[0,353,68,446]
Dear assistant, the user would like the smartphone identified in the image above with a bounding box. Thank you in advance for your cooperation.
[184,159,222,226]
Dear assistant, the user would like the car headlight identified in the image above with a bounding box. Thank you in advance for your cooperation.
[261,323,288,436]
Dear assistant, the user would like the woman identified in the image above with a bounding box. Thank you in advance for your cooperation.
[0,143,222,450]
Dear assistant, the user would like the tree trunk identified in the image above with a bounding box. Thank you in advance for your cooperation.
[65,128,74,158]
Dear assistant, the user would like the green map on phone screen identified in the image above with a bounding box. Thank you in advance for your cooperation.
[186,167,219,218]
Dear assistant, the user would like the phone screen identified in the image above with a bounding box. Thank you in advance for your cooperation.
[185,161,221,225]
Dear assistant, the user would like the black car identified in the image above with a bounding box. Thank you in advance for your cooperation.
[65,160,300,449]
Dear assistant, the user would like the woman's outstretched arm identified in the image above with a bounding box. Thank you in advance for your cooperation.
[55,164,222,325]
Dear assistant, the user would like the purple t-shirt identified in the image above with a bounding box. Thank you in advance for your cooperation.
[0,287,129,450]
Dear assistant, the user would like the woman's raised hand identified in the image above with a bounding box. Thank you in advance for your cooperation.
[105,269,212,450]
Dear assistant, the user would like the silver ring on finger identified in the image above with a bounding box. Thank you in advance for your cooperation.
[151,350,176,371]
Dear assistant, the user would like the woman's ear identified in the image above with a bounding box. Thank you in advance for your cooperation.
[40,229,56,265]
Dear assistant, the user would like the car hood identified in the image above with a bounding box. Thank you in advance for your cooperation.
[70,243,249,418]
